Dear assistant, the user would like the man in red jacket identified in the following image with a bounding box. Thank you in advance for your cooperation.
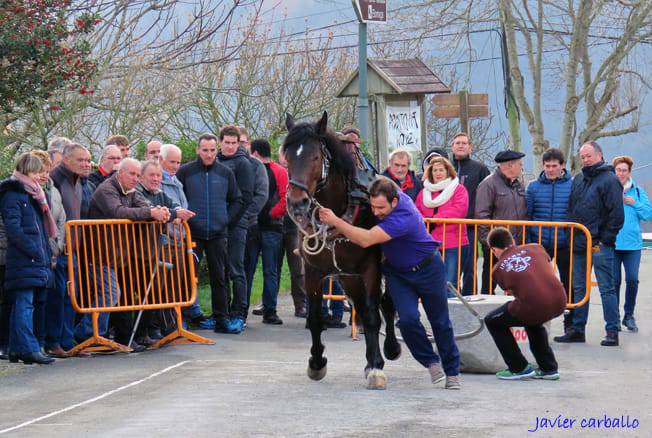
[484,227,566,380]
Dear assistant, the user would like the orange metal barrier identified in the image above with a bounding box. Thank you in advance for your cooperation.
[65,219,214,354]
[423,218,593,309]
[323,276,358,340]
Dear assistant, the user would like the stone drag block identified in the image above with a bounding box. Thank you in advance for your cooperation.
[446,294,551,374]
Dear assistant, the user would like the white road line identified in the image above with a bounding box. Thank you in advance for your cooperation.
[196,359,304,365]
[0,360,190,435]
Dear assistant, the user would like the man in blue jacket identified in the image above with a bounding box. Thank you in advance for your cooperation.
[176,134,243,334]
[554,141,624,347]
[526,148,573,332]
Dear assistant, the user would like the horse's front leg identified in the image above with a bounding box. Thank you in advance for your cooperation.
[305,270,327,381]
[344,273,386,390]
[380,282,401,361]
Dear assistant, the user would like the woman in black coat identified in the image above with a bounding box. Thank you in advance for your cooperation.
[0,153,56,364]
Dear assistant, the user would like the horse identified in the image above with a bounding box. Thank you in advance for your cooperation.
[282,111,401,389]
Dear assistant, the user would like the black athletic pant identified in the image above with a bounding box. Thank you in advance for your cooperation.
[195,237,228,322]
[484,303,558,373]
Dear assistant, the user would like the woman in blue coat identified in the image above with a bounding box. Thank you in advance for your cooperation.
[612,156,652,333]
[0,153,56,364]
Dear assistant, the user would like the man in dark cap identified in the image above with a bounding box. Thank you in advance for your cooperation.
[475,149,527,293]
[449,133,490,294]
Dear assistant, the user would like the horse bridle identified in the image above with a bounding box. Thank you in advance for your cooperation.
[287,139,331,199]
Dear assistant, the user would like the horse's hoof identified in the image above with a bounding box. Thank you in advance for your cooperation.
[384,342,402,361]
[307,364,327,381]
[366,369,387,390]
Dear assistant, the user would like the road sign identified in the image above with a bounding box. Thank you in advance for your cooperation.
[432,92,489,118]
[352,0,387,23]
[432,91,489,133]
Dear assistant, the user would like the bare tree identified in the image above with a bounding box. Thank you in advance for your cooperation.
[499,0,652,172]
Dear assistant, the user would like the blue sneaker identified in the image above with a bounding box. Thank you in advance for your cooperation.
[199,317,216,330]
[226,317,245,334]
[213,318,231,333]
[496,364,535,380]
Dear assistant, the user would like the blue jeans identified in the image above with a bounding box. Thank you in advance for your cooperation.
[460,226,478,295]
[9,289,41,354]
[260,231,283,313]
[244,225,260,314]
[227,225,248,319]
[571,244,620,333]
[33,288,47,348]
[321,277,344,320]
[0,265,12,349]
[74,266,120,340]
[383,254,460,376]
[614,249,641,317]
[45,255,78,350]
[441,245,469,294]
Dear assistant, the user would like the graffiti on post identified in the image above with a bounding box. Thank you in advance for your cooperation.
[386,101,422,151]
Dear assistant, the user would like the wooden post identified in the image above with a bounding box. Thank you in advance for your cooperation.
[375,94,388,170]
[459,90,469,134]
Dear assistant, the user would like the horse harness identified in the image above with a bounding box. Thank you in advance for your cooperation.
[287,139,361,272]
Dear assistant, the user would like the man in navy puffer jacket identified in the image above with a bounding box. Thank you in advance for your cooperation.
[177,133,243,334]
[525,148,573,331]
[554,141,624,347]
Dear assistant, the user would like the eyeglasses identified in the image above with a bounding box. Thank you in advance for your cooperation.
[106,156,122,161]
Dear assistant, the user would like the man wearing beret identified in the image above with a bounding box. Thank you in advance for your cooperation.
[474,149,528,293]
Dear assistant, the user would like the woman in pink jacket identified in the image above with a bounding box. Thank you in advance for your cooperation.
[416,156,469,292]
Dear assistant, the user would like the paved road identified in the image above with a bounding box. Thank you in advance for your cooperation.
[1,253,651,437]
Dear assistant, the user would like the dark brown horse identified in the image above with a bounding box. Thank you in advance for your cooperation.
[283,112,401,389]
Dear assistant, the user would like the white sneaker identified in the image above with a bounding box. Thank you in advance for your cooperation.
[428,362,445,384]
[445,375,461,390]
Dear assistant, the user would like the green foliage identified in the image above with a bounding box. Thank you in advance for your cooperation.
[175,138,198,163]
[0,0,100,114]
[134,137,197,163]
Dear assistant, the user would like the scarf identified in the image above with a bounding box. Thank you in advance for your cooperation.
[422,177,459,208]
[388,169,414,191]
[12,171,57,238]
[623,178,632,194]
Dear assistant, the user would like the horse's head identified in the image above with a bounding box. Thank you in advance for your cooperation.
[282,111,354,221]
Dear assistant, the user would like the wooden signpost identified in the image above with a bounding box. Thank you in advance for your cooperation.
[432,91,489,133]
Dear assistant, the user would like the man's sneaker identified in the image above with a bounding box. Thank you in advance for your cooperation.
[496,364,535,380]
[199,317,216,330]
[294,306,307,318]
[252,303,264,316]
[553,329,585,343]
[622,315,638,332]
[428,362,445,384]
[600,330,619,346]
[263,312,283,325]
[213,319,231,334]
[445,375,461,390]
[533,369,560,381]
[226,317,245,334]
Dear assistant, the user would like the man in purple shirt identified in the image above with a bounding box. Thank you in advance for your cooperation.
[319,177,461,389]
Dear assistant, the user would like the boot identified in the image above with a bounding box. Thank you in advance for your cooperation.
[600,330,619,347]
[553,328,585,343]
[17,351,56,365]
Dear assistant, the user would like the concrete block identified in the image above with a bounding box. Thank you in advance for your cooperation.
[445,294,551,374]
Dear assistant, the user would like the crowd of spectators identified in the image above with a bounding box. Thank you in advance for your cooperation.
[0,125,649,366]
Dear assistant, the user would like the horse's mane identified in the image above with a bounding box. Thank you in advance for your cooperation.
[283,121,356,179]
